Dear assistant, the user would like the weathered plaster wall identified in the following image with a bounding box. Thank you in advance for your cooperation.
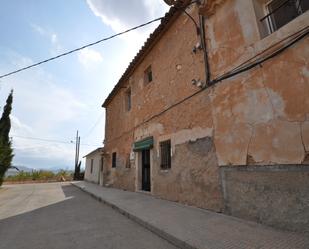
[103,0,309,231]
[104,132,135,191]
[202,0,309,232]
[153,137,223,211]
[104,6,223,211]
[134,90,223,211]
[204,0,309,166]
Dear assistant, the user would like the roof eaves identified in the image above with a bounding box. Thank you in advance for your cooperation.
[83,147,104,158]
[102,6,181,108]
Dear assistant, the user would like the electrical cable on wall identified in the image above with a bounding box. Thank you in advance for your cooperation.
[224,26,309,75]
[104,28,309,144]
[209,27,309,85]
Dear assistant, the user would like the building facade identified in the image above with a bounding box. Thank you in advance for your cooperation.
[102,0,309,233]
[84,147,104,185]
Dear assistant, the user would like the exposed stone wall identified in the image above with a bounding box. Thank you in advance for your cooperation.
[202,0,309,231]
[105,80,224,211]
[132,89,223,211]
[220,165,309,233]
[104,132,135,192]
[103,6,225,211]
[103,0,309,231]
[153,137,223,211]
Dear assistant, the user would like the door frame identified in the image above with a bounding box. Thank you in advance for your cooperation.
[135,149,153,193]
[99,156,104,186]
[141,149,151,191]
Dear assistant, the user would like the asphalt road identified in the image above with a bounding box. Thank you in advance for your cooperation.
[0,183,178,249]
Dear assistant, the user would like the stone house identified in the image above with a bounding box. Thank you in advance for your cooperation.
[84,147,104,185]
[101,0,309,233]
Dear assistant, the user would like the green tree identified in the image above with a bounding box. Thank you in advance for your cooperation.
[0,90,14,186]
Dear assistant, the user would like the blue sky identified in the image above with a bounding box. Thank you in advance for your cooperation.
[0,0,168,170]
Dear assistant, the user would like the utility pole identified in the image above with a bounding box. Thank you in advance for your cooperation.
[74,130,81,180]
[77,136,81,177]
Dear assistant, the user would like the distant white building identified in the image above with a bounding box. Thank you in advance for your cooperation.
[84,147,104,186]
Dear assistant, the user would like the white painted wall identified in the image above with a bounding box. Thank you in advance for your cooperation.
[84,152,101,184]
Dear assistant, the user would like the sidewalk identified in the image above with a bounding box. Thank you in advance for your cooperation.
[72,181,309,249]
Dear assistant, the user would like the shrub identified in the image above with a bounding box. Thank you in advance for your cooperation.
[4,169,73,182]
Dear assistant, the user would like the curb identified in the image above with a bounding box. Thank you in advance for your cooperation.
[72,183,196,249]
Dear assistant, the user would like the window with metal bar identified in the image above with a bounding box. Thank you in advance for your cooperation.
[160,140,171,170]
[112,152,117,168]
[260,0,308,34]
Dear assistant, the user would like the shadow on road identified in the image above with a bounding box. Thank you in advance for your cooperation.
[0,184,177,249]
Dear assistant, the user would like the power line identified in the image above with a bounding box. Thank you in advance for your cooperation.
[13,135,72,144]
[0,17,163,80]
[82,113,104,139]
[11,135,101,147]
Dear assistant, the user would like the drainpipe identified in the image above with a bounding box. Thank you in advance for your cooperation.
[165,1,212,86]
[199,14,211,86]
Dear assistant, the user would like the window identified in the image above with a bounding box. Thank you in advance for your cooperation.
[90,159,94,174]
[100,157,104,172]
[160,140,171,170]
[260,0,308,34]
[144,66,153,84]
[112,152,117,168]
[125,88,131,111]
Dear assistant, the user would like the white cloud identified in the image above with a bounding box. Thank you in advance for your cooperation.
[7,73,85,130]
[78,47,103,69]
[0,52,87,169]
[11,115,34,136]
[8,113,76,170]
[86,0,168,29]
[0,1,169,170]
[85,0,169,82]
[51,33,58,44]
[86,0,168,39]
[31,24,62,55]
[12,140,75,169]
[31,23,47,36]
[9,115,78,170]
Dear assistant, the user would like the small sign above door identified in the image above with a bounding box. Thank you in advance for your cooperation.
[130,151,135,160]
